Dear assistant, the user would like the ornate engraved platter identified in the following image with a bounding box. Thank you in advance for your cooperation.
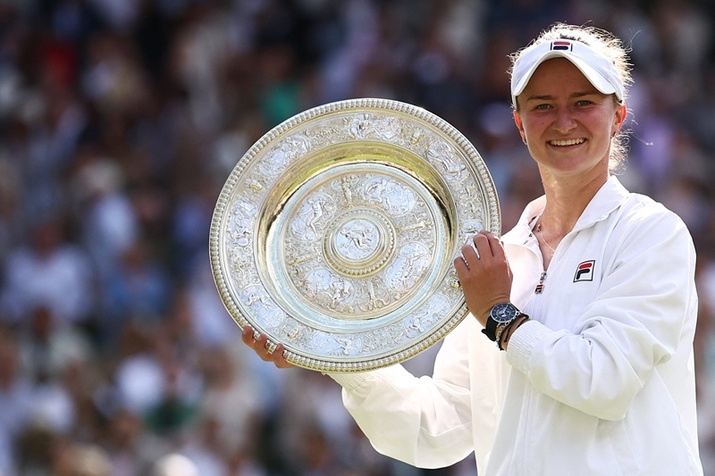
[210,98,500,372]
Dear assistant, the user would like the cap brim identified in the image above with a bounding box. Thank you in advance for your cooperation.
[512,50,618,100]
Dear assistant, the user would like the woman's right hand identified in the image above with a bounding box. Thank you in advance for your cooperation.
[241,325,294,369]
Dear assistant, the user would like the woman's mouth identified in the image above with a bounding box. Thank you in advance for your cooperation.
[549,138,586,147]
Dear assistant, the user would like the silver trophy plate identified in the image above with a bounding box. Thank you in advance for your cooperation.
[210,98,500,372]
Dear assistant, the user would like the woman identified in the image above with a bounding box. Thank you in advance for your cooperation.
[243,23,703,475]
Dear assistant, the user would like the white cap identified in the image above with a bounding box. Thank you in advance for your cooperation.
[511,39,624,106]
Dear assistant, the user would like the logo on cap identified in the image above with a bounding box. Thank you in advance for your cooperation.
[551,41,573,51]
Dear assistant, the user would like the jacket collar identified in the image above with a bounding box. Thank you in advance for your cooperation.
[503,175,630,245]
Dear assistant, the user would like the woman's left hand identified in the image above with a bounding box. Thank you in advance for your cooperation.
[241,325,294,369]
[453,230,513,326]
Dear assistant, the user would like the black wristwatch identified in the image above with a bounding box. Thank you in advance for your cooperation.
[481,302,527,342]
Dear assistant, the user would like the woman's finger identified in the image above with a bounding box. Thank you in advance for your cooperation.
[242,325,294,368]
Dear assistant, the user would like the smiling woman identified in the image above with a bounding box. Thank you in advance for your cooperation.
[243,22,704,476]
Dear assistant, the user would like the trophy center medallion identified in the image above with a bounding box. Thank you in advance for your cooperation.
[324,209,395,277]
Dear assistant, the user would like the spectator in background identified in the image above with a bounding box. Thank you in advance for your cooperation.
[0,330,33,474]
[18,305,93,383]
[100,237,171,341]
[0,217,95,326]
[72,154,139,281]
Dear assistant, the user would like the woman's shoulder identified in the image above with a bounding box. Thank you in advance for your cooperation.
[620,191,686,228]
[613,191,694,250]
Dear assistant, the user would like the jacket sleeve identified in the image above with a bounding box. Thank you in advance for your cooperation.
[328,317,475,468]
[506,207,698,421]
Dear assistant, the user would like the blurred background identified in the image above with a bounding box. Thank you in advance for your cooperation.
[0,0,714,474]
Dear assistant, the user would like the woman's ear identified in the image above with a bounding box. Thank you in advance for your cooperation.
[612,103,627,136]
[513,111,526,144]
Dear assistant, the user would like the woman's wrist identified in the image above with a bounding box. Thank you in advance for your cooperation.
[499,315,530,351]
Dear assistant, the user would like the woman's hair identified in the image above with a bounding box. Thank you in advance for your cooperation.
[509,23,633,171]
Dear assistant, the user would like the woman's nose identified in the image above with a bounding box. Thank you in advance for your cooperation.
[553,108,577,133]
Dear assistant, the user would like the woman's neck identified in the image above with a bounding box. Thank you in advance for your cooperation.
[539,171,608,234]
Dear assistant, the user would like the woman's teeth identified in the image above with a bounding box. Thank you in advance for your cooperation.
[550,138,585,146]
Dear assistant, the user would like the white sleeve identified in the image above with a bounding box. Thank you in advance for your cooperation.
[328,318,475,469]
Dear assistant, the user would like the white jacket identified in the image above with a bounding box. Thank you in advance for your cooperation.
[330,177,703,475]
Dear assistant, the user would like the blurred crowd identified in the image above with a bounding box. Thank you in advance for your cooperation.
[0,0,715,474]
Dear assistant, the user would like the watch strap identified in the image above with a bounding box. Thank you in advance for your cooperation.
[482,313,500,341]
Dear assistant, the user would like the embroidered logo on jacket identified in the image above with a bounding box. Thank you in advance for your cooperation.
[574,260,595,282]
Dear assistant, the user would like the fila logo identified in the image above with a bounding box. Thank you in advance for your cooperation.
[551,40,573,51]
[574,260,595,282]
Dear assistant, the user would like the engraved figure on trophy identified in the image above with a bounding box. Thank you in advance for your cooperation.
[405,312,428,335]
[259,134,310,176]
[461,219,484,245]
[229,200,258,248]
[334,335,362,356]
[329,279,354,308]
[459,180,487,222]
[305,330,362,357]
[241,284,285,328]
[384,242,431,293]
[339,175,356,205]
[348,115,373,139]
[281,320,304,344]
[290,192,336,241]
[403,294,451,337]
[337,219,379,261]
[363,176,417,217]
[427,140,467,182]
[360,279,390,312]
[374,116,402,142]
[348,114,403,142]
[302,268,356,312]
[400,211,435,243]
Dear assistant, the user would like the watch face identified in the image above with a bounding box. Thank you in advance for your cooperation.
[491,303,517,323]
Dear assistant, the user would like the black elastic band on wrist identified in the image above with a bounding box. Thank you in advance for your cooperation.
[499,316,529,351]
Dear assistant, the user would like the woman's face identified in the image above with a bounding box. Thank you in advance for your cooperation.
[513,58,626,181]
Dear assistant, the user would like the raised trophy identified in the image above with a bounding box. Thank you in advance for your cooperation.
[210,98,500,372]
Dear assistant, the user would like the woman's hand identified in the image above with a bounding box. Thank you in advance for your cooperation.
[453,230,513,326]
[241,325,294,369]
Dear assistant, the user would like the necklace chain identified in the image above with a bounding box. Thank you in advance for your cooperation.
[533,217,554,294]
[535,219,557,255]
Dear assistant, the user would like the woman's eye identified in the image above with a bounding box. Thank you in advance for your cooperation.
[535,103,551,110]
